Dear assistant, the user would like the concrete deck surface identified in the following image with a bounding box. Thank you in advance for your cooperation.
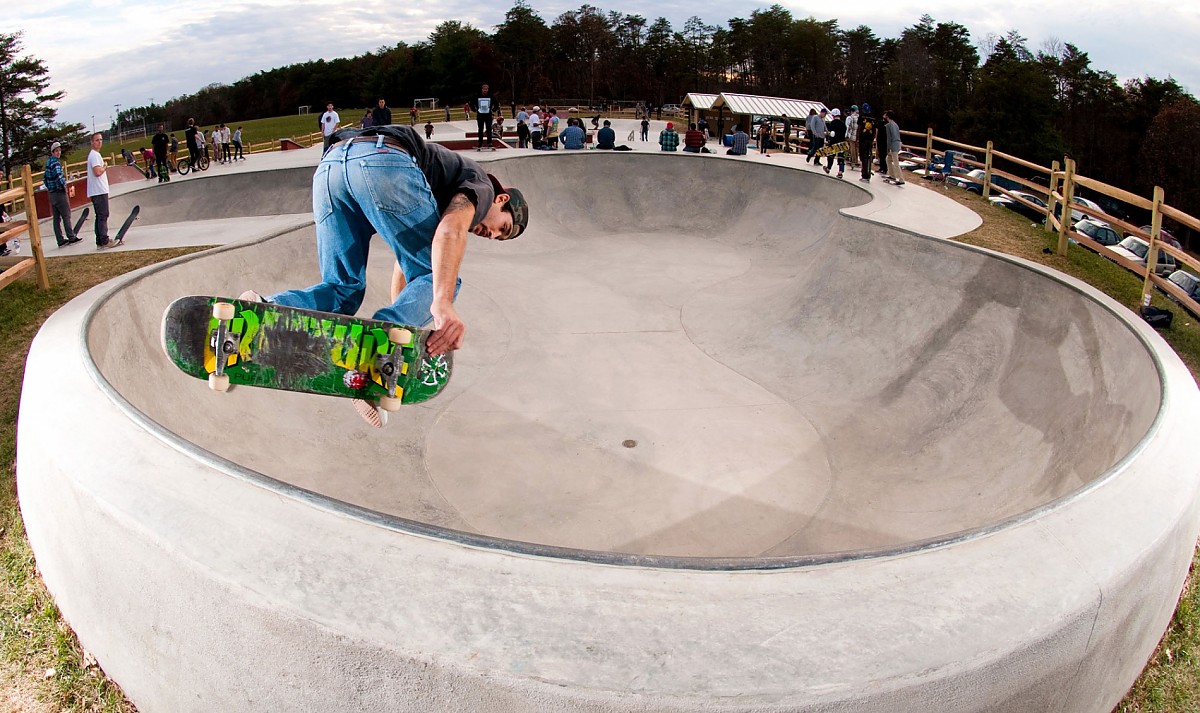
[15,132,1200,712]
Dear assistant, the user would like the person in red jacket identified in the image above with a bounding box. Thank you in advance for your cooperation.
[683,123,709,153]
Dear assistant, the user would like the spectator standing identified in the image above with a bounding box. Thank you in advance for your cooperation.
[805,108,827,164]
[475,84,495,150]
[42,141,79,246]
[883,111,905,185]
[640,117,649,141]
[463,102,471,121]
[545,108,560,149]
[529,106,543,147]
[185,119,200,168]
[757,121,771,155]
[824,109,846,178]
[233,126,245,160]
[410,106,419,126]
[169,134,179,169]
[658,122,680,151]
[220,124,232,164]
[320,102,340,151]
[856,103,878,182]
[372,99,393,127]
[211,128,222,163]
[86,132,114,248]
[726,126,749,156]
[697,116,708,138]
[515,106,528,126]
[516,118,530,148]
[195,126,207,162]
[151,124,170,181]
[425,121,434,139]
[845,106,859,168]
[361,111,374,129]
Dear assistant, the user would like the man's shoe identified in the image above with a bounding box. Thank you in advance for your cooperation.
[57,240,68,247]
[353,399,388,428]
[68,236,82,243]
[859,177,871,182]
[237,289,266,302]
[823,166,831,174]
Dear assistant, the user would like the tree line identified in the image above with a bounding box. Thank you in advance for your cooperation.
[4,5,1199,232]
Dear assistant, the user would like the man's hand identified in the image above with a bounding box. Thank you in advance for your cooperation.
[426,299,464,355]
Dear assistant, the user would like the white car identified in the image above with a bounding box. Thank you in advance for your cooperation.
[1108,236,1177,276]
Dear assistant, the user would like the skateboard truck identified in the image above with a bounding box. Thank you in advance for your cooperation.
[207,301,240,391]
[371,327,413,411]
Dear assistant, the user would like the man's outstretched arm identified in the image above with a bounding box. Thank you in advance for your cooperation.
[424,192,474,355]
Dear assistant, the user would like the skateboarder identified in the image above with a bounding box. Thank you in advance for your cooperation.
[43,141,81,246]
[240,124,530,426]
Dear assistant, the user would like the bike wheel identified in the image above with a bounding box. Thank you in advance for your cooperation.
[197,155,210,171]
[178,159,191,176]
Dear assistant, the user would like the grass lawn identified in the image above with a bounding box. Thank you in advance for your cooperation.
[1,181,1199,710]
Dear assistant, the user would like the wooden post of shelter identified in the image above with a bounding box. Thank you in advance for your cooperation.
[982,141,994,199]
[925,128,933,172]
[1140,186,1166,308]
[1044,160,1060,235]
[1056,157,1076,256]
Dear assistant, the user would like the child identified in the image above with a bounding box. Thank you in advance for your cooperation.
[424,121,434,139]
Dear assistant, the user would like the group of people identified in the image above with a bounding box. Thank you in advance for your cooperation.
[797,104,904,184]
[41,132,119,249]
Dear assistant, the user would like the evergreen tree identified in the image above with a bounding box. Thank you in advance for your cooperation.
[0,31,85,178]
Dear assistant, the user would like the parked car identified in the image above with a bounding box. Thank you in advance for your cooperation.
[1167,270,1200,300]
[1108,236,1177,276]
[945,169,1023,194]
[1073,218,1122,247]
[1164,270,1200,317]
[1130,225,1183,250]
[989,191,1049,223]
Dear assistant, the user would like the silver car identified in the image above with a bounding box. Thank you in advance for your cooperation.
[1108,236,1177,276]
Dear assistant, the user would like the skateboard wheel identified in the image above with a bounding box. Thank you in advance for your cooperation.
[388,327,413,346]
[213,302,235,321]
[208,373,231,392]
[379,395,403,412]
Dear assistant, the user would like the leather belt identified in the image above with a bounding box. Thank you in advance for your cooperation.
[336,135,409,154]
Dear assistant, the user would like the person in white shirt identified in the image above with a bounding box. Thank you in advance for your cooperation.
[220,124,232,163]
[320,102,340,150]
[529,106,542,147]
[85,132,115,248]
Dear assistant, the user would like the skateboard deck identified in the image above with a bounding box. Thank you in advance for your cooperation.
[814,141,849,158]
[72,207,90,235]
[161,296,452,407]
[113,205,139,244]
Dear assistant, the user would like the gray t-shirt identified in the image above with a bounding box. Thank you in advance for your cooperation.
[885,121,902,152]
[327,125,495,228]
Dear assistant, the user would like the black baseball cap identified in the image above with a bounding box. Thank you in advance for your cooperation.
[487,174,529,240]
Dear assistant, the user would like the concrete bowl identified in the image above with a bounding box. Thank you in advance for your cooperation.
[18,152,1200,712]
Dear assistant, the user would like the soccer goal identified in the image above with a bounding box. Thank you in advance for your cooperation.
[298,105,310,115]
[413,98,438,110]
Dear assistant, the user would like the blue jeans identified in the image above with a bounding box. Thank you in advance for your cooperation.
[268,139,450,327]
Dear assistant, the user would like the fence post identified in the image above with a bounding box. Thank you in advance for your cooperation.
[925,128,933,172]
[20,164,50,289]
[1140,186,1166,307]
[1044,160,1060,234]
[1056,157,1076,256]
[982,140,994,199]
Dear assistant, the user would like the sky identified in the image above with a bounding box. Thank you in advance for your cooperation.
[9,0,1199,132]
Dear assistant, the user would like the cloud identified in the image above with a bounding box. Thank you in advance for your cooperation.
[16,0,1199,130]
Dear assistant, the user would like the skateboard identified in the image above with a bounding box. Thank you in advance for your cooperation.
[113,205,139,245]
[814,141,849,158]
[158,162,169,181]
[72,207,90,235]
[161,296,452,408]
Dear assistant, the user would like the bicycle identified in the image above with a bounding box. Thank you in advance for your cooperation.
[176,153,210,176]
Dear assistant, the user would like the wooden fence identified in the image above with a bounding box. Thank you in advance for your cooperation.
[899,128,1200,317]
[0,165,49,291]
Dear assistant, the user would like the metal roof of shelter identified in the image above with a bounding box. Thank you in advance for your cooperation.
[710,92,827,119]
[682,93,719,110]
